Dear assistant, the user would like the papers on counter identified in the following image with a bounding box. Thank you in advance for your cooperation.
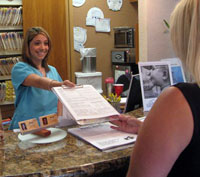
[52,85,119,125]
[68,122,137,151]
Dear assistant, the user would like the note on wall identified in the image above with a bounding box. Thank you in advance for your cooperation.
[95,18,110,32]
[73,0,86,7]
[107,0,123,11]
[86,7,104,26]
[73,27,87,52]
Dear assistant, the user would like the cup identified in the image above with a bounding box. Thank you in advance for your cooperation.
[113,84,124,97]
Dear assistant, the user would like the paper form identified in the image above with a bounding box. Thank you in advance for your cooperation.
[52,85,119,125]
[68,122,137,151]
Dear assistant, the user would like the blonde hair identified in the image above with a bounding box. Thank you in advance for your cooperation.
[170,0,200,84]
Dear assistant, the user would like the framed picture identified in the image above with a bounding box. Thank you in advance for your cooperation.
[138,61,173,112]
[161,58,186,85]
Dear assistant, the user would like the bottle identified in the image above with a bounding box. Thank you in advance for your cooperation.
[105,77,114,97]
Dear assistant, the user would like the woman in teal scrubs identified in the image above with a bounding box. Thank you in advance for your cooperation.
[9,27,75,129]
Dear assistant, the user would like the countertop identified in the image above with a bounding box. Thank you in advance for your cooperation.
[0,108,144,177]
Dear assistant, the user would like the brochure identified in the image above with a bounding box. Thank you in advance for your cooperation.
[68,122,137,151]
[161,58,186,85]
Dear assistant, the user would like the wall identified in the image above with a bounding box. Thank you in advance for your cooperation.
[23,0,71,80]
[139,0,180,61]
[72,1,138,93]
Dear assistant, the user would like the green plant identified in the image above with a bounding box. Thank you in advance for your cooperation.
[163,19,170,29]
[103,93,121,103]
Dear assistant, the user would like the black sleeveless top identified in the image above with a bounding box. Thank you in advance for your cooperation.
[168,83,200,177]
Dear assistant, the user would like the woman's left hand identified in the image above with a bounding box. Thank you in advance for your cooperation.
[110,114,143,134]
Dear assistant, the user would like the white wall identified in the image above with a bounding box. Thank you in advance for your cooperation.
[139,0,180,61]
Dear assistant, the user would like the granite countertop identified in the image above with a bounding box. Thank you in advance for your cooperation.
[0,108,144,177]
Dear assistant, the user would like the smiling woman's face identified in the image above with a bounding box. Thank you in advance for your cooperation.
[29,34,49,63]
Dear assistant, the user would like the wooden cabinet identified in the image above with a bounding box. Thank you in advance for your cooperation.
[22,0,73,81]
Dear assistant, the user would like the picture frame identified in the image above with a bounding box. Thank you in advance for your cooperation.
[138,61,173,112]
[161,58,186,85]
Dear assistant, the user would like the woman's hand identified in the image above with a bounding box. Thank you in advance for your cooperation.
[110,114,143,134]
[62,80,76,87]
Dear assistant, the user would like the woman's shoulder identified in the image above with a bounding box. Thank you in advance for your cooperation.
[48,65,56,70]
[48,65,58,73]
[12,62,30,71]
[14,61,28,67]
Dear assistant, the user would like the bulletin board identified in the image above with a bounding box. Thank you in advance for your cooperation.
[72,0,138,93]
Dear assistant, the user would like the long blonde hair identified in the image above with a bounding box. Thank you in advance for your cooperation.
[170,0,200,84]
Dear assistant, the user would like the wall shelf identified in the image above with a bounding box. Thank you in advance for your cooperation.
[0,75,11,81]
[0,101,14,106]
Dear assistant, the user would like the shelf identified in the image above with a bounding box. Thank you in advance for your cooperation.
[0,0,22,6]
[0,26,23,31]
[129,0,138,2]
[0,101,14,106]
[0,51,21,57]
[0,75,11,81]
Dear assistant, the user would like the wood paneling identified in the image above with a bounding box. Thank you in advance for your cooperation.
[22,0,72,80]
[135,23,139,64]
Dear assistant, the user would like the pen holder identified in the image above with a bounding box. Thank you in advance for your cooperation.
[105,93,121,112]
[110,101,121,112]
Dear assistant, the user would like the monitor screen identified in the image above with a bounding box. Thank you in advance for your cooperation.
[124,74,142,113]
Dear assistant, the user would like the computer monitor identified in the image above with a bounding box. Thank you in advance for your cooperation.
[124,74,143,113]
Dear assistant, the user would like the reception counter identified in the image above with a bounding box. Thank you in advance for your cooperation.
[0,108,144,177]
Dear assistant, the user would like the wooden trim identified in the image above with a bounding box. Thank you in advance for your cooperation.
[129,0,138,3]
[135,23,139,63]
[67,0,75,82]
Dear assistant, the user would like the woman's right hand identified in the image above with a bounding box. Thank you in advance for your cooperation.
[110,114,143,134]
[62,80,76,87]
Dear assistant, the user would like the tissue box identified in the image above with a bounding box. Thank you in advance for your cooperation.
[75,72,102,93]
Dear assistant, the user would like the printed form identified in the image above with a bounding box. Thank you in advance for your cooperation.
[52,85,119,125]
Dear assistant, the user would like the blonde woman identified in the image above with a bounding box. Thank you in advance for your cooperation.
[111,0,200,176]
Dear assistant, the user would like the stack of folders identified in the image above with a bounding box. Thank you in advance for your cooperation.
[0,32,23,52]
[0,7,23,27]
[0,56,21,76]
[0,80,15,103]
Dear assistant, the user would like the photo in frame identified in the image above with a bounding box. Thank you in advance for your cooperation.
[138,61,173,112]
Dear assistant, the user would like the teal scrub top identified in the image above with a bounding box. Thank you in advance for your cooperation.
[9,62,62,130]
